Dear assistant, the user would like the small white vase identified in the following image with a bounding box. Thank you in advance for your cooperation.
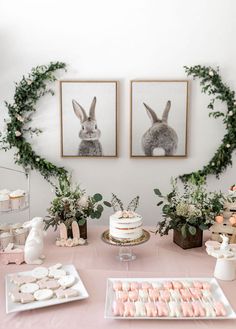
[214,258,236,281]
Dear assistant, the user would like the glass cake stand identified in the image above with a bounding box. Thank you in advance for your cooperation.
[101,229,150,262]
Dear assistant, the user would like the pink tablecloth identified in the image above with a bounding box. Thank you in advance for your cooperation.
[0,225,236,329]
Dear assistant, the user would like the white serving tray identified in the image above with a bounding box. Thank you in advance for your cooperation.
[6,264,89,313]
[105,277,236,320]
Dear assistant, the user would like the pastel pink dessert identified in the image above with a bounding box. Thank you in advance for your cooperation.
[181,302,194,317]
[172,281,182,290]
[202,282,211,290]
[117,291,128,302]
[163,281,173,289]
[135,301,146,316]
[193,281,203,289]
[124,301,135,317]
[122,282,130,291]
[159,289,170,302]
[192,301,205,317]
[138,289,149,301]
[148,288,159,301]
[180,289,192,301]
[156,301,169,317]
[141,282,152,290]
[128,290,139,302]
[113,281,122,291]
[213,301,226,316]
[130,282,139,291]
[169,301,181,317]
[145,302,157,317]
[113,300,124,316]
[189,287,202,299]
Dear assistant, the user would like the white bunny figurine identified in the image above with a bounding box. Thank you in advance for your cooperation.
[142,100,178,156]
[23,217,46,264]
[72,97,103,156]
[220,234,230,251]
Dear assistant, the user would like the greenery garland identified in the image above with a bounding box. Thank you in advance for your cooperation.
[180,65,236,184]
[0,62,68,183]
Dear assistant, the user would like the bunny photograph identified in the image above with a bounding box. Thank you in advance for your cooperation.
[130,80,189,157]
[60,81,118,157]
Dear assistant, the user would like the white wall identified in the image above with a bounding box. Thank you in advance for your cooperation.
[0,0,236,226]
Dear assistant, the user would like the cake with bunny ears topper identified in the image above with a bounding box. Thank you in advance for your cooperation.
[108,194,143,242]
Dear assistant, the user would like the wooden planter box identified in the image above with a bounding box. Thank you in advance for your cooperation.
[173,228,203,249]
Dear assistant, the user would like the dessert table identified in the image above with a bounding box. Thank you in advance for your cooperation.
[0,225,236,329]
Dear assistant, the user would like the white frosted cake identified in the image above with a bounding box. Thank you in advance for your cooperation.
[109,210,143,241]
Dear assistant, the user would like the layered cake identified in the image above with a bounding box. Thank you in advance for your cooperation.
[109,211,143,242]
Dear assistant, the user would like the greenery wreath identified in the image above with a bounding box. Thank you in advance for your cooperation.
[0,62,68,183]
[180,65,236,184]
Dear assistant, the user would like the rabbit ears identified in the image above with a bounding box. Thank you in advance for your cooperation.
[72,97,97,122]
[143,100,171,124]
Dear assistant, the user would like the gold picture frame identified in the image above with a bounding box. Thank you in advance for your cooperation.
[130,80,189,158]
[60,80,118,158]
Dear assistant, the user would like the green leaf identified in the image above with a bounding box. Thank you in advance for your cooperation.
[181,224,187,238]
[78,219,86,226]
[154,188,162,197]
[104,201,112,207]
[97,204,104,213]
[93,193,103,202]
[188,226,197,236]
[157,201,163,207]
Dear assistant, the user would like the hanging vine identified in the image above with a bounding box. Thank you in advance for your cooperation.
[0,62,68,183]
[180,65,236,184]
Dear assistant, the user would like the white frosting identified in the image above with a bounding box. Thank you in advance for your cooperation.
[109,213,143,241]
[0,194,10,201]
[10,190,25,198]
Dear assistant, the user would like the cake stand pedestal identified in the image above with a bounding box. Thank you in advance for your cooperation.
[101,229,150,262]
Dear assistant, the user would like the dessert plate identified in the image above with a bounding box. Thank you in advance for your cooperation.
[104,277,236,320]
[6,264,89,313]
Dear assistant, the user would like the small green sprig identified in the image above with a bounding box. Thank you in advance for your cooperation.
[105,194,140,212]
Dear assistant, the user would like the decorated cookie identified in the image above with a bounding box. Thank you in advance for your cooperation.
[49,268,67,279]
[32,267,48,279]
[10,292,34,304]
[11,275,36,285]
[64,288,79,298]
[58,275,75,289]
[34,289,53,301]
[20,283,39,294]
[54,288,66,299]
[48,263,62,271]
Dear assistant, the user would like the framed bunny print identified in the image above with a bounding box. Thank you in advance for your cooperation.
[130,80,189,157]
[60,80,118,157]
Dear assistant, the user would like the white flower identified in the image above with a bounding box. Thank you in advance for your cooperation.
[26,79,32,85]
[16,114,24,122]
[228,111,233,116]
[36,158,40,162]
[226,144,231,148]
[15,131,22,137]
[77,195,88,208]
[234,100,236,105]
[209,70,214,76]
[211,162,215,166]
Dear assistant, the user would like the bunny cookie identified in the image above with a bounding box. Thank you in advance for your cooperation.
[142,100,178,156]
[72,97,102,156]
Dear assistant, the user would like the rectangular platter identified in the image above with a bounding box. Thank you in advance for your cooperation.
[105,277,236,320]
[6,264,89,313]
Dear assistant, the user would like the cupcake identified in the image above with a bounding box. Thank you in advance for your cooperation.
[0,194,10,211]
[0,232,14,249]
[9,190,26,210]
[13,227,28,245]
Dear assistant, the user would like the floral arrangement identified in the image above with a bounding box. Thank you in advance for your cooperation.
[154,178,225,238]
[44,176,104,231]
[180,65,236,184]
[105,194,140,218]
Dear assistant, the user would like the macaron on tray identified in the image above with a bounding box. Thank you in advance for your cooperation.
[105,278,236,320]
[5,264,89,313]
